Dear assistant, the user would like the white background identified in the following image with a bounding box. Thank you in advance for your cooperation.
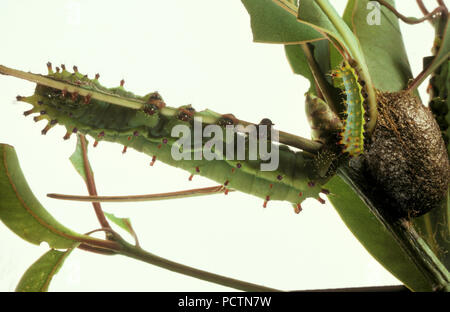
[0,0,439,291]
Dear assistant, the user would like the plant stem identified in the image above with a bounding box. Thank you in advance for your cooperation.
[79,134,112,237]
[69,227,279,290]
[437,0,448,12]
[301,43,339,114]
[77,243,117,255]
[338,166,450,291]
[0,65,143,109]
[65,142,280,290]
[47,185,233,203]
[0,64,322,154]
[78,130,279,291]
[239,118,322,152]
[113,235,280,292]
[417,0,430,16]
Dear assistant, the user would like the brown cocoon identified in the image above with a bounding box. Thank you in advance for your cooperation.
[364,91,449,218]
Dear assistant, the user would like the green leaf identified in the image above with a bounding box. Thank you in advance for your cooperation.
[343,0,413,91]
[284,44,315,90]
[296,0,377,132]
[241,0,323,44]
[0,143,113,251]
[241,0,330,93]
[297,0,357,57]
[284,40,330,85]
[329,40,344,70]
[0,144,80,249]
[104,212,133,234]
[284,44,313,77]
[70,134,92,183]
[15,245,78,292]
[325,175,432,291]
[285,42,345,114]
[104,211,138,245]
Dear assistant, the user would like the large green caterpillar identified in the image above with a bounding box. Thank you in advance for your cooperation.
[332,61,366,156]
[16,63,330,213]
[305,93,342,144]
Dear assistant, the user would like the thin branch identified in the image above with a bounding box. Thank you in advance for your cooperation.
[417,0,430,16]
[37,194,276,290]
[79,134,112,237]
[301,43,338,114]
[78,229,117,255]
[77,243,116,255]
[236,118,322,152]
[437,0,448,12]
[84,227,117,236]
[113,234,280,292]
[47,185,233,203]
[0,64,322,154]
[376,0,446,24]
[407,51,450,93]
[74,226,281,291]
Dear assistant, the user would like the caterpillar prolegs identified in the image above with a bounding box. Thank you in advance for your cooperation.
[15,63,331,212]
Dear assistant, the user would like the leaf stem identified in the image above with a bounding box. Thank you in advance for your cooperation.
[47,185,232,203]
[301,43,339,114]
[113,233,280,292]
[79,134,112,235]
[237,119,322,152]
[417,0,430,16]
[437,0,448,12]
[77,243,117,255]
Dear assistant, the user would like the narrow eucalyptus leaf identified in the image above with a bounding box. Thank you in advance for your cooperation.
[16,246,78,292]
[0,144,80,249]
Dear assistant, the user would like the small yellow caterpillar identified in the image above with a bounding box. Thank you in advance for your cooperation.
[332,61,366,156]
